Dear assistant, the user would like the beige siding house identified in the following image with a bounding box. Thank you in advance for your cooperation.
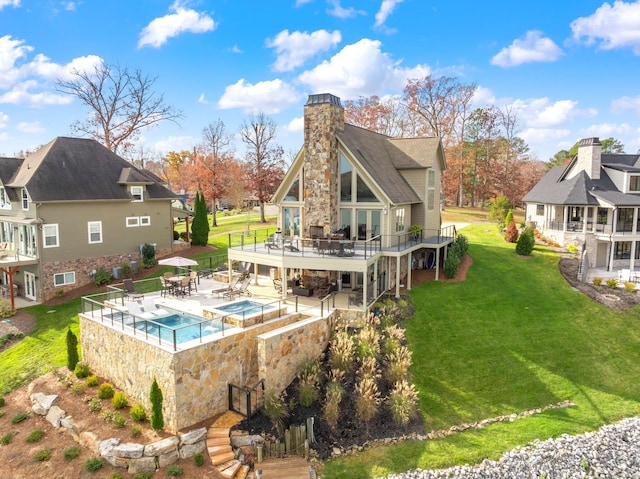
[228,93,454,308]
[0,137,178,304]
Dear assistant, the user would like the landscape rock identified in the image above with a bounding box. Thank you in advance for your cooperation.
[128,456,157,474]
[158,449,180,468]
[99,438,121,457]
[179,440,206,458]
[80,431,101,453]
[231,433,264,448]
[179,427,207,445]
[45,405,66,428]
[113,442,144,459]
[30,392,58,415]
[144,436,180,456]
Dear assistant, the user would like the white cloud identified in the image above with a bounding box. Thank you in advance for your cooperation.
[491,30,564,67]
[296,0,313,5]
[0,80,72,106]
[298,38,429,99]
[0,111,8,128]
[16,121,44,134]
[152,135,198,153]
[374,0,404,29]
[217,79,302,114]
[198,93,208,104]
[138,1,216,49]
[285,116,304,133]
[229,45,243,54]
[267,29,342,72]
[611,94,640,114]
[571,0,640,54]
[579,122,633,138]
[326,0,365,19]
[0,36,33,89]
[25,53,102,81]
[519,127,572,153]
[0,0,20,10]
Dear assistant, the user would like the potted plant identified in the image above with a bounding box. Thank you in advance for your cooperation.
[408,224,422,241]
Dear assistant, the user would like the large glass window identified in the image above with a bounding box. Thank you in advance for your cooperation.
[0,188,9,209]
[285,176,300,201]
[340,154,352,202]
[630,176,640,192]
[597,207,608,224]
[427,170,436,211]
[43,224,59,248]
[283,207,300,236]
[356,176,379,203]
[617,208,634,232]
[615,241,632,259]
[395,208,405,232]
[340,209,352,239]
[21,188,29,210]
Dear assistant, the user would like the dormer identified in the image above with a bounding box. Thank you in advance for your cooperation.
[118,167,154,202]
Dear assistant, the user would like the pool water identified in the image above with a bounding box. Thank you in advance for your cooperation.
[130,312,223,345]
[215,299,275,316]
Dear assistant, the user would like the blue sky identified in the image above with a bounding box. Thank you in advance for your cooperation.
[1,0,640,162]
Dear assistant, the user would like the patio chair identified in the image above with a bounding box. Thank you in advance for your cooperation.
[159,276,173,297]
[126,302,156,320]
[141,298,170,317]
[223,276,252,300]
[175,276,191,296]
[273,278,283,294]
[189,271,198,292]
[212,274,243,298]
[123,279,144,301]
[349,292,363,306]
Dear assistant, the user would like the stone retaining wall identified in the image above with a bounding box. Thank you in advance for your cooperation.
[257,316,331,393]
[80,311,307,432]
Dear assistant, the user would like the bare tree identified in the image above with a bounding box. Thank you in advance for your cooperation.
[56,63,182,155]
[239,113,285,223]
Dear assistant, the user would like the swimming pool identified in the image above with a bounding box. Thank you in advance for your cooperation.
[206,299,283,328]
[127,310,225,346]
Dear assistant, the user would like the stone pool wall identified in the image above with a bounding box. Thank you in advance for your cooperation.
[80,311,307,432]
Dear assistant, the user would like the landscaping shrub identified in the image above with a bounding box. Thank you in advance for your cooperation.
[355,325,381,360]
[355,376,380,431]
[120,261,133,279]
[606,278,618,289]
[1,432,16,445]
[66,328,79,372]
[150,378,164,431]
[74,362,90,378]
[387,380,419,426]
[194,452,204,467]
[358,356,379,380]
[130,402,147,422]
[0,299,15,318]
[141,243,157,269]
[593,277,603,286]
[323,373,344,431]
[111,391,129,409]
[505,220,519,243]
[504,210,514,229]
[444,253,461,279]
[297,359,322,408]
[85,375,99,387]
[93,268,111,286]
[515,226,535,256]
[382,324,405,355]
[0,396,5,407]
[85,457,104,472]
[98,382,115,399]
[263,389,289,435]
[33,448,52,461]
[166,464,184,476]
[111,474,123,479]
[63,445,81,460]
[70,382,87,396]
[329,329,354,374]
[132,473,153,479]
[112,412,127,428]
[130,424,142,438]
[489,194,511,227]
[624,281,636,292]
[11,412,28,424]
[26,429,45,443]
[386,345,413,384]
[173,230,179,240]
[87,397,102,413]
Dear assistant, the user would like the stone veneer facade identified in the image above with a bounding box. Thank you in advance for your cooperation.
[303,93,344,237]
[80,309,336,433]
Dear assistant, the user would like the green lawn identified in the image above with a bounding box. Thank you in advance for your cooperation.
[323,224,640,478]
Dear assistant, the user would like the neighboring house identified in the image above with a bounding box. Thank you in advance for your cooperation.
[524,137,640,275]
[0,137,179,304]
[228,93,455,307]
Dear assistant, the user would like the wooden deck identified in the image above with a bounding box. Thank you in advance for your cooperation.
[254,456,314,478]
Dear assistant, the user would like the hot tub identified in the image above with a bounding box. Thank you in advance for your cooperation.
[204,299,285,327]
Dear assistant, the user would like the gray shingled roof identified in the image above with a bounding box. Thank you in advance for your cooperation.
[3,137,176,202]
[338,124,444,205]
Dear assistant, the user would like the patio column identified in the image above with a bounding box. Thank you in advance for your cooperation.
[279,267,286,299]
[395,256,401,298]
[563,206,568,232]
[405,253,411,292]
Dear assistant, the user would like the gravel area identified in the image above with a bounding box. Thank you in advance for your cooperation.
[381,417,640,479]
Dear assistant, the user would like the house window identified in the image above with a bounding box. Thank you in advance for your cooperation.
[356,176,379,203]
[43,224,59,248]
[617,208,634,232]
[131,186,143,202]
[536,204,544,216]
[395,208,405,232]
[140,216,150,226]
[21,188,29,210]
[126,217,140,227]
[635,242,640,260]
[88,221,102,244]
[597,208,608,224]
[630,176,640,192]
[285,175,300,201]
[0,187,9,209]
[427,170,436,211]
[340,154,352,202]
[614,241,632,259]
[53,271,75,287]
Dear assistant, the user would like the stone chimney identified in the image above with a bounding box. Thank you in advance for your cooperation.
[576,137,602,180]
[303,93,344,236]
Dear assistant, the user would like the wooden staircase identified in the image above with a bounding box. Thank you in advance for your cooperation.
[207,423,251,479]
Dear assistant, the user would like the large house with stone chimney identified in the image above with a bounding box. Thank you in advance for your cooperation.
[0,137,179,304]
[228,93,455,308]
[524,137,640,277]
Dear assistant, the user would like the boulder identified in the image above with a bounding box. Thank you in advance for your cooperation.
[30,393,58,415]
[179,427,207,445]
[144,436,180,456]
[45,405,66,428]
[113,442,144,459]
[128,456,157,474]
[179,440,206,458]
[99,438,121,457]
[231,434,264,448]
[158,449,180,468]
[80,431,101,454]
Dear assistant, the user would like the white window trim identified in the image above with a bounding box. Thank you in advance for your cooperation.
[54,271,75,287]
[88,221,103,244]
[126,217,140,227]
[131,186,144,202]
[0,187,10,210]
[21,188,29,210]
[43,224,59,248]
[140,216,151,226]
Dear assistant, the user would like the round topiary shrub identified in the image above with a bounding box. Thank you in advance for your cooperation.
[112,391,129,409]
[74,362,90,379]
[129,403,147,422]
[98,382,115,400]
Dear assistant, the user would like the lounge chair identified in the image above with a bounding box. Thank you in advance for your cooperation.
[223,276,252,300]
[212,275,243,298]
[126,302,156,320]
[123,279,144,301]
[141,299,170,317]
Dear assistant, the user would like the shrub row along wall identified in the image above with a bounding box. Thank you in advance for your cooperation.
[80,311,306,432]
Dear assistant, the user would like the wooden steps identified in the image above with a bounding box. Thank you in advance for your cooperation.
[207,415,247,479]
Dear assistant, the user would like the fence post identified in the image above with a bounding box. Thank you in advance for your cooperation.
[257,444,263,463]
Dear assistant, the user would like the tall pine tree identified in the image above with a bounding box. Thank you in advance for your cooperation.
[191,191,210,246]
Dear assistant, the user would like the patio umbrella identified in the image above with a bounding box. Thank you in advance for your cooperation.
[158,256,198,273]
